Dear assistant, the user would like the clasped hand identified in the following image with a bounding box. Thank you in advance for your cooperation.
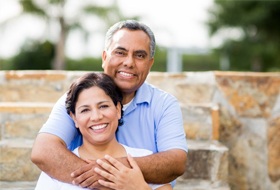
[71,154,151,190]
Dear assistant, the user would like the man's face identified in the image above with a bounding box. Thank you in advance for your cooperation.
[102,29,154,98]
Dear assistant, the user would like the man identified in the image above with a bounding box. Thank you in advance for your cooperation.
[31,20,188,189]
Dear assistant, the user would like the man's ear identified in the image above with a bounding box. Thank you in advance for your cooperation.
[102,50,107,69]
[148,57,154,70]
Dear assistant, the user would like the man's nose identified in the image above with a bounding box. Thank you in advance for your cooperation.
[123,55,135,68]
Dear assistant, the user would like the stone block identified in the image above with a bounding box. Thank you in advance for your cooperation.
[0,102,53,139]
[174,179,230,190]
[181,104,220,141]
[182,140,228,182]
[0,181,37,190]
[0,139,41,181]
[0,70,86,103]
[268,116,280,182]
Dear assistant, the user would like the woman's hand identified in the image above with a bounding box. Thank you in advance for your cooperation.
[94,154,151,190]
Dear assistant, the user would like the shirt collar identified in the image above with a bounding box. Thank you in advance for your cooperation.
[134,82,152,105]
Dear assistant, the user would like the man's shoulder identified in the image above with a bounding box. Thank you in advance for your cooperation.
[143,82,177,101]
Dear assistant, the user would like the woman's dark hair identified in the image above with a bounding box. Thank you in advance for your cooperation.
[65,72,124,126]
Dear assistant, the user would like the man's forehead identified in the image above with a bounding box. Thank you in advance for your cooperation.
[112,29,148,40]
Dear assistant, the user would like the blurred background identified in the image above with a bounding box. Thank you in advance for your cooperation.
[0,0,279,72]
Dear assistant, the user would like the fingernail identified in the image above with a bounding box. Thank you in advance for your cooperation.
[96,159,101,164]
[104,154,110,159]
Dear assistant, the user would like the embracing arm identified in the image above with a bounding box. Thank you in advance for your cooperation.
[93,149,187,186]
[134,149,187,184]
[31,133,87,183]
[71,148,186,186]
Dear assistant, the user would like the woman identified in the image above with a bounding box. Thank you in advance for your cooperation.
[35,72,171,190]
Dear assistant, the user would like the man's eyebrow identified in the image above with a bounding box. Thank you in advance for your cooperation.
[135,50,148,56]
[115,46,127,51]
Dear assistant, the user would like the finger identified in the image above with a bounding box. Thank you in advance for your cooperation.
[71,164,92,178]
[85,179,103,189]
[96,158,119,174]
[84,158,95,164]
[72,169,93,185]
[104,154,127,171]
[127,154,138,169]
[71,163,100,186]
[77,174,100,188]
[94,167,116,182]
[98,179,117,189]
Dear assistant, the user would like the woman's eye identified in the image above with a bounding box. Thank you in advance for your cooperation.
[81,109,89,113]
[100,105,109,109]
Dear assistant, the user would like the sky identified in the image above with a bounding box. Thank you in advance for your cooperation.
[0,0,214,59]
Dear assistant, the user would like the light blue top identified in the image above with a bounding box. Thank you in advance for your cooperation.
[40,82,188,153]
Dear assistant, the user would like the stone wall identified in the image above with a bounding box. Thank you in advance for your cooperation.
[0,70,279,190]
[146,71,280,190]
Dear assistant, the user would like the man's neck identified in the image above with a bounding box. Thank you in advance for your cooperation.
[122,92,136,104]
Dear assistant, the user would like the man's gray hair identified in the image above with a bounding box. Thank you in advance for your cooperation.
[105,20,156,58]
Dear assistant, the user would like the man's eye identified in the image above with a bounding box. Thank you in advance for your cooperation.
[115,51,125,56]
[136,53,146,59]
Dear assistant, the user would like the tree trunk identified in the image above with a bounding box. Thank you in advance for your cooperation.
[251,57,262,72]
[52,17,66,70]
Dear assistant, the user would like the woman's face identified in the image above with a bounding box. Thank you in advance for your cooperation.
[71,86,121,145]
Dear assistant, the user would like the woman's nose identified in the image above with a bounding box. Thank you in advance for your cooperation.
[90,110,103,120]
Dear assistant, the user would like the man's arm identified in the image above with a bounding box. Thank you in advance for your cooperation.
[31,133,87,183]
[90,149,187,185]
[134,149,187,183]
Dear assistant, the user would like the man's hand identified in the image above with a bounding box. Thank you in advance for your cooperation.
[94,154,152,190]
[71,159,108,189]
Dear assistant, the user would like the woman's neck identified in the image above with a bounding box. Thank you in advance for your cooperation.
[78,138,126,160]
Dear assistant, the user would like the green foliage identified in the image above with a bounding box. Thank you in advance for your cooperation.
[0,58,13,70]
[182,53,219,71]
[15,0,137,70]
[11,40,54,70]
[66,57,103,71]
[20,0,47,16]
[207,0,280,72]
[151,47,167,72]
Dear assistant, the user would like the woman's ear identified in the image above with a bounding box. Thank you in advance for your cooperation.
[70,112,79,128]
[116,102,122,119]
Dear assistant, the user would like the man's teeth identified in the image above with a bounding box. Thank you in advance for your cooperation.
[119,71,134,77]
[91,124,107,130]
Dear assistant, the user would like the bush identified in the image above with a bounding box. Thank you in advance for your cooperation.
[11,40,55,70]
[66,57,103,71]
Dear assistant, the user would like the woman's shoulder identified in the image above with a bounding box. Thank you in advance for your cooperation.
[121,144,153,157]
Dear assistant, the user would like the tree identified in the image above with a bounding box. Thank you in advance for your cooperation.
[2,0,137,70]
[12,40,54,70]
[207,0,280,71]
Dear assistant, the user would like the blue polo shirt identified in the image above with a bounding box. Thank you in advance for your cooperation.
[40,82,188,153]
